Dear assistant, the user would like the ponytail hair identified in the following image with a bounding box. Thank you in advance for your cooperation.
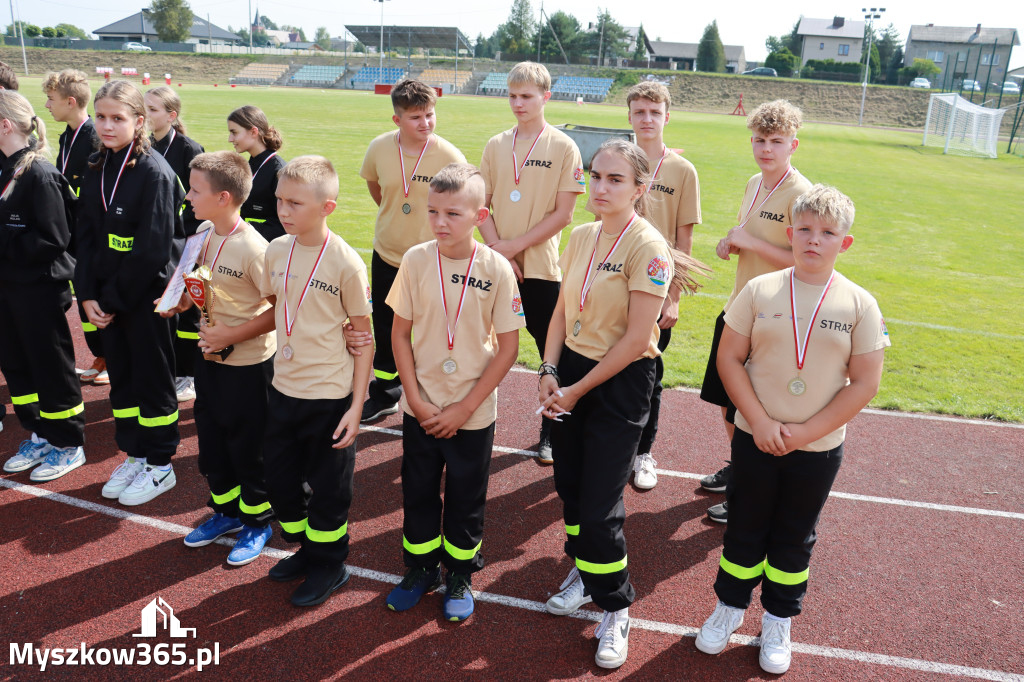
[89,80,150,171]
[228,105,283,152]
[0,91,49,201]
[146,85,187,135]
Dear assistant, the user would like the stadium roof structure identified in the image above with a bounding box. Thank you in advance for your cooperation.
[95,10,240,42]
[345,25,473,53]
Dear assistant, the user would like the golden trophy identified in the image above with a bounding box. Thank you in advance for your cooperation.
[183,265,233,362]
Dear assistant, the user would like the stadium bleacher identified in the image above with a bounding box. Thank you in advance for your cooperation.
[351,67,406,87]
[419,68,472,93]
[230,63,289,86]
[477,72,509,95]
[551,76,615,102]
[290,65,347,85]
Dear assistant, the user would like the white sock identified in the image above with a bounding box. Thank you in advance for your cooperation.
[31,432,48,445]
[764,611,791,624]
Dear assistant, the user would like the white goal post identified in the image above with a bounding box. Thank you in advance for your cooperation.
[923,93,1006,159]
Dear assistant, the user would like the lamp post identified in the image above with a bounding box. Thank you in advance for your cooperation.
[374,0,390,71]
[858,7,885,126]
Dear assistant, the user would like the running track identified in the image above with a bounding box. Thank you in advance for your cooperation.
[1,315,1022,681]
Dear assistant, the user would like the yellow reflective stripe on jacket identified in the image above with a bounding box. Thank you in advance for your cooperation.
[280,518,308,535]
[565,524,580,537]
[11,393,39,405]
[306,522,348,543]
[108,234,134,251]
[239,498,272,515]
[40,403,85,420]
[576,555,627,575]
[176,330,200,340]
[443,538,481,561]
[719,554,765,581]
[210,486,241,505]
[138,410,179,427]
[82,322,98,332]
[374,368,399,381]
[764,560,809,586]
[243,217,266,224]
[403,535,442,555]
[112,406,140,419]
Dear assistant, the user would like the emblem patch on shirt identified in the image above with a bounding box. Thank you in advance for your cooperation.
[512,294,525,317]
[574,166,585,186]
[366,285,372,303]
[647,256,669,286]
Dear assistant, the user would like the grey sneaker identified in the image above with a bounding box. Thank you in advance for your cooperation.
[29,446,85,482]
[707,501,728,523]
[700,462,731,492]
[545,566,592,615]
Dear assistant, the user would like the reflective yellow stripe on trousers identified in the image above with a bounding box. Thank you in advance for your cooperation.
[403,535,442,555]
[443,538,481,561]
[306,522,348,543]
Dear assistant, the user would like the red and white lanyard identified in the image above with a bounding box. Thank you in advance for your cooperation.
[200,217,244,271]
[579,213,638,313]
[789,268,835,371]
[283,234,331,339]
[162,127,177,151]
[646,147,668,194]
[251,151,277,183]
[737,166,792,229]
[60,118,89,174]
[437,243,479,353]
[101,145,134,212]
[397,132,431,198]
[511,124,546,186]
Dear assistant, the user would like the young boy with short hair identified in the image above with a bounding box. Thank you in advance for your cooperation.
[259,156,374,606]
[166,150,277,566]
[359,79,466,423]
[384,163,523,622]
[589,81,702,489]
[479,61,586,463]
[695,184,889,674]
[699,99,813,521]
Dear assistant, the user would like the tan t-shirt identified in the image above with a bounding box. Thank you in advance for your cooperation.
[725,167,812,310]
[193,220,275,366]
[559,219,672,361]
[387,241,525,430]
[725,268,891,451]
[585,151,701,244]
[260,232,373,400]
[360,132,466,267]
[480,125,586,281]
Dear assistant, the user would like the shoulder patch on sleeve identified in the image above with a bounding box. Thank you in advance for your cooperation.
[512,294,525,317]
[647,256,669,286]
[574,166,585,186]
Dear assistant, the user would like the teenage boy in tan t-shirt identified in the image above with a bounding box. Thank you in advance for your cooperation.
[699,100,812,522]
[360,79,466,423]
[384,163,523,622]
[479,61,586,463]
[259,156,374,608]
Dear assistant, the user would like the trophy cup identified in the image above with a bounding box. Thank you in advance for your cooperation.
[183,265,233,362]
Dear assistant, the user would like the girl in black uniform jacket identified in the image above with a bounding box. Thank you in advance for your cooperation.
[0,91,85,483]
[146,85,205,400]
[227,105,285,242]
[75,80,185,507]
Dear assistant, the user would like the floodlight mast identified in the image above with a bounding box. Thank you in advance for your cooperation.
[858,7,886,126]
[375,0,390,71]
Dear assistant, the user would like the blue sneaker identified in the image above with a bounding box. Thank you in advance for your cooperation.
[4,437,51,473]
[227,525,273,566]
[183,513,243,547]
[386,564,441,612]
[443,573,475,622]
[30,446,85,482]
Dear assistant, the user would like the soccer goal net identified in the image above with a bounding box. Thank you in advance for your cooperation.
[923,93,1006,158]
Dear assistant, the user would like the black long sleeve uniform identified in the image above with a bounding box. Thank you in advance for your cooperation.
[150,130,204,235]
[241,149,286,243]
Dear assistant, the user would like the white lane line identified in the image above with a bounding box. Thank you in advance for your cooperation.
[1,478,1019,682]
[363,425,1023,520]
[886,318,1024,342]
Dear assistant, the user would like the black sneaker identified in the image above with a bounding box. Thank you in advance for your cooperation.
[537,422,553,464]
[269,548,308,582]
[361,396,400,423]
[707,501,728,524]
[290,562,351,607]
[700,463,731,493]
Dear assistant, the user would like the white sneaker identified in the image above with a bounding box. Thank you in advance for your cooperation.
[695,600,745,654]
[175,377,196,402]
[4,435,51,472]
[101,457,146,499]
[594,607,629,669]
[545,566,592,615]
[633,452,658,489]
[118,465,176,506]
[759,612,792,674]
[30,446,85,482]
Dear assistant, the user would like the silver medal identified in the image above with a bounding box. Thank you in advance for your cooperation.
[788,377,806,396]
[281,343,294,361]
[442,358,457,375]
[510,189,522,202]
[402,202,411,214]
[572,320,581,337]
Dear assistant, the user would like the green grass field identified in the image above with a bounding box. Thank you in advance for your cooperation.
[26,80,1024,422]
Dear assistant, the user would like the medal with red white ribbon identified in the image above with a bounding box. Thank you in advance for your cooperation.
[60,117,89,175]
[646,147,668,194]
[251,151,278,183]
[574,214,638,337]
[280,234,331,361]
[397,131,431,214]
[787,267,835,396]
[510,124,546,202]
[737,166,792,229]
[200,217,243,271]
[101,144,134,212]
[437,242,479,374]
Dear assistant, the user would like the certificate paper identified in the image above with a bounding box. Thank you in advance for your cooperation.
[154,232,206,313]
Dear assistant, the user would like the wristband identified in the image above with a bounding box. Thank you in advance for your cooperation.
[538,362,559,384]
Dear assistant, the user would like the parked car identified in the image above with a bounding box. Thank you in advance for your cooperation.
[909,77,931,88]
[122,42,152,52]
[999,81,1020,95]
[961,79,981,92]
[741,67,778,77]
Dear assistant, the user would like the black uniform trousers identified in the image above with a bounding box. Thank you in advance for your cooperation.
[551,346,656,612]
[637,326,671,455]
[101,304,180,465]
[263,388,355,564]
[0,280,84,447]
[367,251,402,407]
[78,299,104,358]
[193,355,274,527]
[714,429,844,618]
[400,413,495,574]
[700,311,737,424]
[173,307,201,379]
[517,278,561,357]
